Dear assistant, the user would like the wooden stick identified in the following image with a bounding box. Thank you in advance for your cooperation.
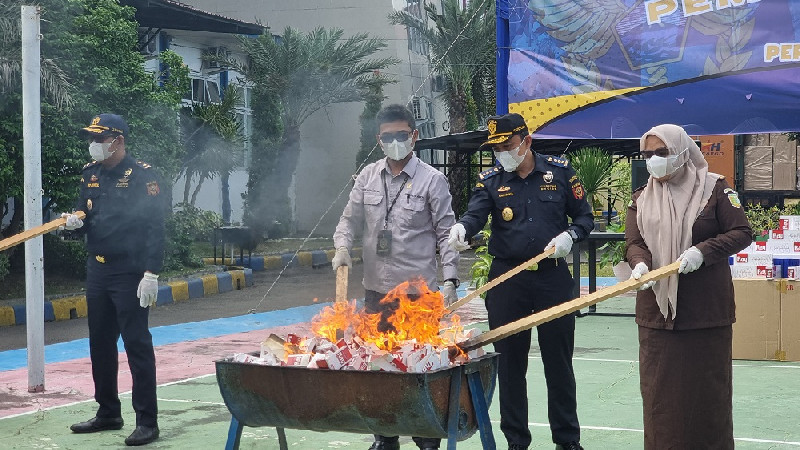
[456,260,681,353]
[0,211,86,252]
[335,265,349,303]
[445,247,556,313]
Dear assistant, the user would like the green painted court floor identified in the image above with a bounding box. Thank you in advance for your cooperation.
[1,295,798,449]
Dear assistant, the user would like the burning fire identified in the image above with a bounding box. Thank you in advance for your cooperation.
[311,278,462,351]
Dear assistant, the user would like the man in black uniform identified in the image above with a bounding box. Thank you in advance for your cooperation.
[62,114,164,446]
[447,113,593,450]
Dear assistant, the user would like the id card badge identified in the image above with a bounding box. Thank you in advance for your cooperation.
[376,229,392,256]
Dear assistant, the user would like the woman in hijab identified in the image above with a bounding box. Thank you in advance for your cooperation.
[625,124,752,449]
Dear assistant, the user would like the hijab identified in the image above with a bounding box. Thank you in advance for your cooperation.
[636,124,720,320]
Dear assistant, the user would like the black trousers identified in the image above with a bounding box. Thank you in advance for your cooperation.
[485,259,580,447]
[86,258,157,427]
[365,290,440,449]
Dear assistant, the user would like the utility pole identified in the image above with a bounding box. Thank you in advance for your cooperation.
[21,4,45,393]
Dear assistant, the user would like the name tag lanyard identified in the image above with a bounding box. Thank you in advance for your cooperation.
[382,172,410,230]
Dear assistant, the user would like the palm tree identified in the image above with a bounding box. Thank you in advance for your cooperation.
[179,85,244,223]
[0,0,73,109]
[229,27,397,234]
[389,0,496,215]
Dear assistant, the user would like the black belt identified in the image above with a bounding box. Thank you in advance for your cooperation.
[495,257,565,272]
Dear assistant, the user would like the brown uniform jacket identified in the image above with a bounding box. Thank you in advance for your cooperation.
[626,177,752,330]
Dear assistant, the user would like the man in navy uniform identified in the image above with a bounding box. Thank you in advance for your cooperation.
[61,114,164,446]
[447,113,593,450]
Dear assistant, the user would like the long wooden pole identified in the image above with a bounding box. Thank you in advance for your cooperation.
[335,265,349,303]
[445,247,555,312]
[0,211,86,252]
[457,261,681,353]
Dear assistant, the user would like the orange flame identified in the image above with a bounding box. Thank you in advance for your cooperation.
[311,278,462,351]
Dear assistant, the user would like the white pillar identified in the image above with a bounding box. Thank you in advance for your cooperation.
[21,4,45,393]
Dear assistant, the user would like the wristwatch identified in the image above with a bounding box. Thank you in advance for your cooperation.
[445,278,460,288]
[568,229,579,242]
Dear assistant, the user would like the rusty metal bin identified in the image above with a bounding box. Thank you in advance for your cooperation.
[215,353,498,447]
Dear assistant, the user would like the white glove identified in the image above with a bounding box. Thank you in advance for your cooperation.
[545,231,573,258]
[630,262,655,290]
[59,213,83,231]
[679,246,704,274]
[331,247,351,270]
[447,223,470,251]
[442,280,458,307]
[137,272,159,308]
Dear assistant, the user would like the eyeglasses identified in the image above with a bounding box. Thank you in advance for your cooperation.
[641,147,670,158]
[379,131,412,143]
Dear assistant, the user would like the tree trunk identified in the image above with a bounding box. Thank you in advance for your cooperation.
[246,124,302,237]
[183,171,192,204]
[221,171,231,225]
[447,85,470,217]
[189,173,207,206]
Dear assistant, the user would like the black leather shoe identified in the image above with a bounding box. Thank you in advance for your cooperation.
[368,441,400,450]
[556,442,584,450]
[125,426,160,446]
[70,416,124,433]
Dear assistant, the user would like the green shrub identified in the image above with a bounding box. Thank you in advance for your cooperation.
[0,252,9,283]
[468,228,493,299]
[43,234,88,279]
[163,203,222,271]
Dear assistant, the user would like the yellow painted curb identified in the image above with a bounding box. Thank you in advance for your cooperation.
[168,281,190,302]
[229,270,246,290]
[0,306,15,327]
[264,255,282,269]
[201,274,219,295]
[325,249,336,260]
[51,296,88,320]
[297,252,313,266]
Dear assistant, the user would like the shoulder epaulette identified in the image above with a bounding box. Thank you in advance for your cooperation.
[545,156,569,168]
[82,161,99,170]
[478,165,502,181]
[136,160,152,169]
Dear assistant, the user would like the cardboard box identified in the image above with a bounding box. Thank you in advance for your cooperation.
[743,134,770,147]
[770,133,797,164]
[772,162,796,190]
[732,279,781,360]
[780,280,800,361]
[744,146,773,190]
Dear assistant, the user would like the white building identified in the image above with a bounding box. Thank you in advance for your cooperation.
[123,0,264,224]
[163,0,446,234]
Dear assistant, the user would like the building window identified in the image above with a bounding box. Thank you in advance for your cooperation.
[406,0,429,55]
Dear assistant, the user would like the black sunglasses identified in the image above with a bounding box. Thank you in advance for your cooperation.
[379,131,412,143]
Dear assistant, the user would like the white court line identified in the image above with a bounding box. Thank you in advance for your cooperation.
[529,355,800,369]
[500,422,800,446]
[0,373,218,421]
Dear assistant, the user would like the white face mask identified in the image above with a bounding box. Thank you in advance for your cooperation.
[382,138,413,161]
[646,148,687,179]
[494,141,529,172]
[89,137,117,162]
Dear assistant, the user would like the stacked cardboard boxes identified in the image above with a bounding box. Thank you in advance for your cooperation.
[742,133,799,190]
[732,279,800,361]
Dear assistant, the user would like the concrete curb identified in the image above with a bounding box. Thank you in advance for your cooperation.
[0,268,254,328]
[201,247,363,271]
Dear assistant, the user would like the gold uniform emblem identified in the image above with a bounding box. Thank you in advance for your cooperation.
[87,199,93,210]
[544,171,554,183]
[488,119,497,135]
[95,255,105,263]
[502,207,513,221]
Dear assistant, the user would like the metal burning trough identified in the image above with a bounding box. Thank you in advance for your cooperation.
[215,353,498,448]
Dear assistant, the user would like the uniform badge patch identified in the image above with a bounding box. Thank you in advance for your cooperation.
[90,175,98,182]
[147,181,160,196]
[571,183,585,200]
[87,199,93,210]
[502,207,513,221]
[544,171,554,183]
[727,191,741,208]
[498,186,510,192]
[475,182,484,188]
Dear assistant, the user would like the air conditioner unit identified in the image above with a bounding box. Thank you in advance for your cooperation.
[411,96,429,121]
